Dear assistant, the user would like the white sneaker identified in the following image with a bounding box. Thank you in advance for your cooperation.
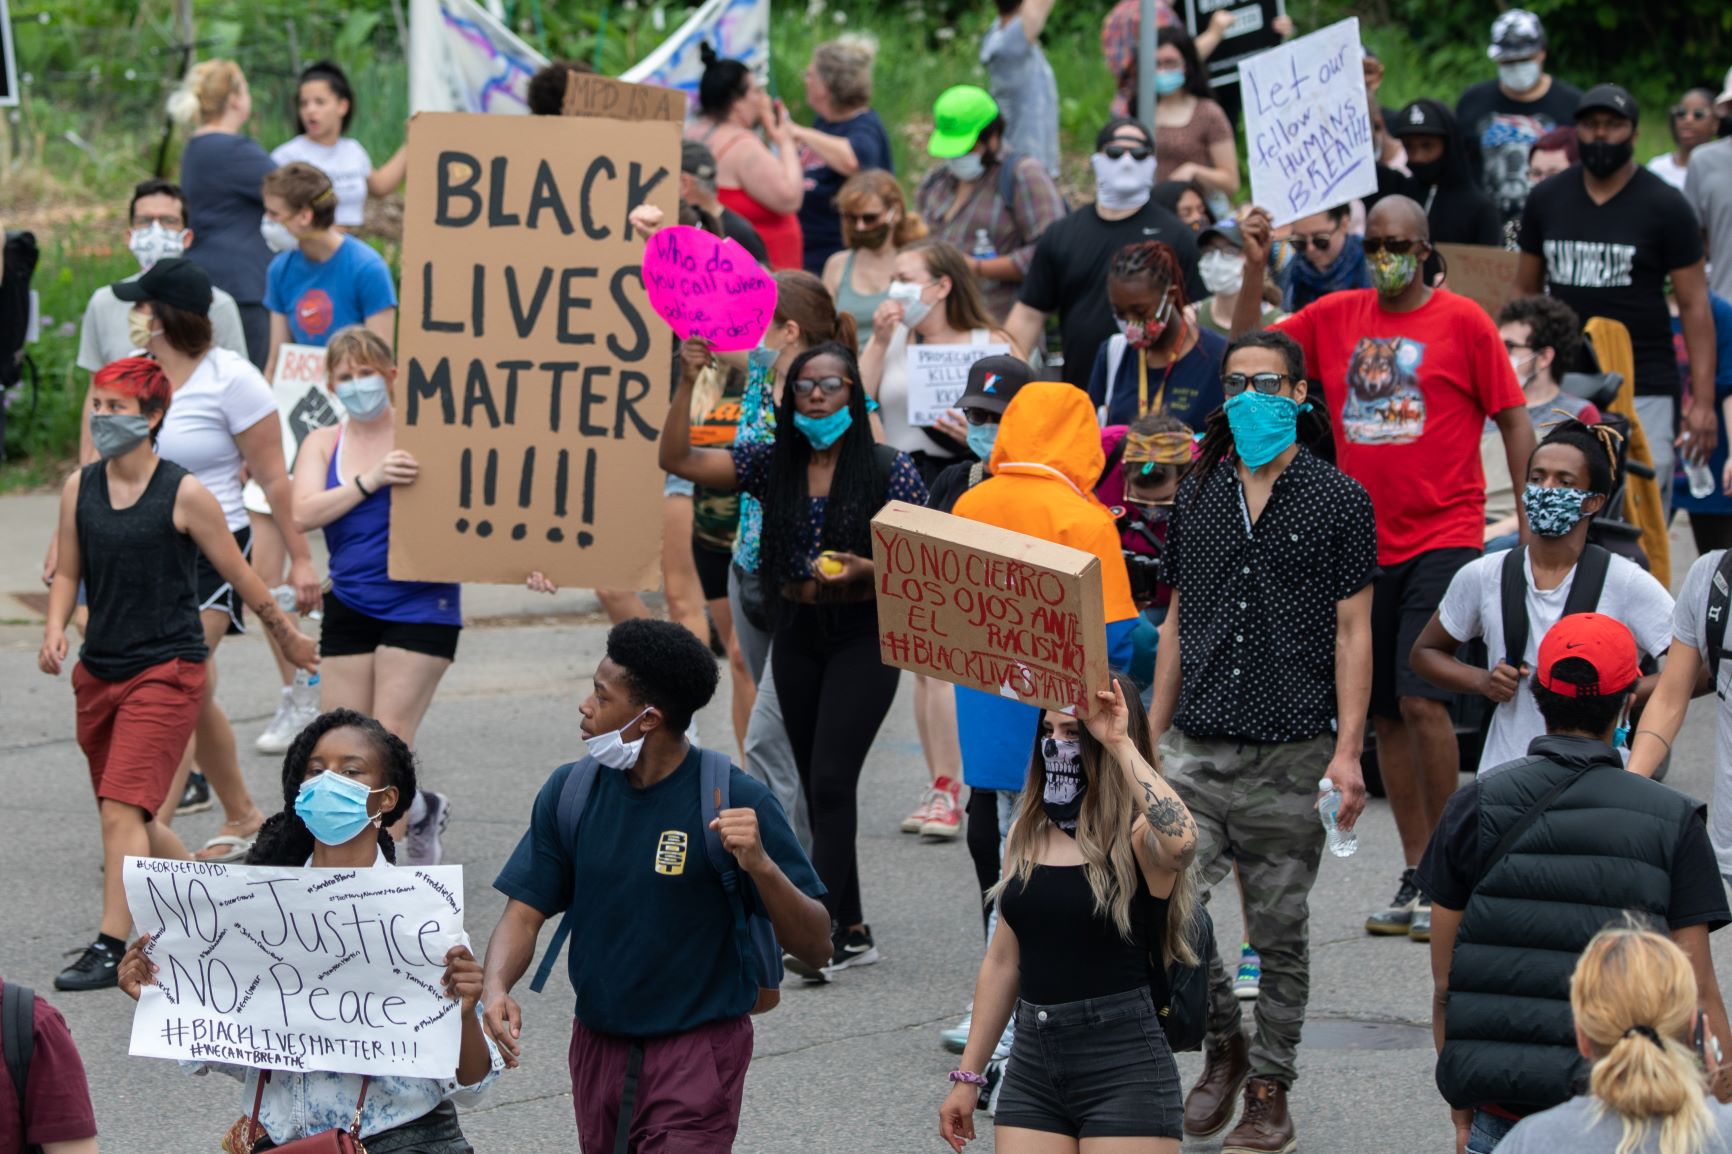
[255,690,299,754]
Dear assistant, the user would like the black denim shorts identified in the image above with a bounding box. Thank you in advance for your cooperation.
[993,985,1184,1140]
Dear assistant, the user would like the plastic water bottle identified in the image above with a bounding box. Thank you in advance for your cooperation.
[971,228,997,262]
[290,669,321,718]
[1318,778,1358,858]
[271,584,296,614]
[1683,434,1717,499]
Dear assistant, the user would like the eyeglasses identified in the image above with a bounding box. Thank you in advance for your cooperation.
[791,375,851,396]
[133,214,185,230]
[1672,107,1711,121]
[1222,372,1297,397]
[1101,145,1153,162]
[846,211,887,227]
[1362,237,1426,255]
[1287,222,1342,252]
[1502,341,1533,355]
[963,408,999,426]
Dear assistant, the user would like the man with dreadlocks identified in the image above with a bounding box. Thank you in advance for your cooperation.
[1150,330,1377,1154]
[1087,240,1228,431]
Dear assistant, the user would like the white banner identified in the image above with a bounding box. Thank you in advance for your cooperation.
[409,0,548,115]
[123,858,467,1079]
[622,0,771,106]
[906,342,1009,427]
[272,344,341,472]
[1239,17,1374,226]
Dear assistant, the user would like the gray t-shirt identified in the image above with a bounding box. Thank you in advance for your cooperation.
[980,13,1059,178]
[77,275,249,373]
[1687,139,1732,300]
[1498,1094,1732,1153]
[1672,549,1732,883]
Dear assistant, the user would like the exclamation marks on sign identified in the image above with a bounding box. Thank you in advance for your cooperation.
[454,447,499,537]
[456,445,595,547]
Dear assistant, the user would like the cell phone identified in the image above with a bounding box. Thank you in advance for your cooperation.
[1695,1009,1723,1066]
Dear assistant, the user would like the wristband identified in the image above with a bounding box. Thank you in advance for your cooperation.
[355,474,373,498]
[948,1070,988,1087]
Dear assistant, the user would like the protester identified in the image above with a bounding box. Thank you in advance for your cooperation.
[1087,239,1227,430]
[688,46,805,270]
[482,620,830,1151]
[269,61,407,228]
[822,169,924,340]
[1280,205,1370,312]
[1006,117,1204,389]
[682,140,770,267]
[168,59,275,367]
[791,37,893,273]
[1517,83,1719,521]
[1233,197,1536,942]
[1494,926,1732,1153]
[0,974,98,1151]
[1412,420,1674,776]
[915,86,1067,323]
[118,709,499,1147]
[1135,27,1238,215]
[662,340,927,976]
[1101,3,1293,117]
[1388,100,1501,248]
[1687,84,1732,301]
[1648,88,1719,192]
[1420,612,1732,1151]
[939,674,1199,1152]
[1096,410,1193,614]
[1454,9,1583,233]
[1153,180,1210,232]
[1191,220,1283,340]
[1151,331,1376,1151]
[979,0,1060,178]
[1670,289,1732,552]
[525,57,594,115]
[862,239,1017,487]
[1527,127,1579,186]
[1371,101,1409,176]
[37,357,315,992]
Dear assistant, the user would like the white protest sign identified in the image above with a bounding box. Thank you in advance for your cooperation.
[273,344,341,472]
[123,857,467,1079]
[905,342,1010,427]
[1240,18,1375,226]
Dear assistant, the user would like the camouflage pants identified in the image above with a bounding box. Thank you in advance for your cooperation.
[1159,730,1331,1086]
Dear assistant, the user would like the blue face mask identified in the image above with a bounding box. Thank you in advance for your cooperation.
[294,770,388,847]
[1524,483,1593,537]
[335,374,390,420]
[1224,391,1301,469]
[966,420,999,462]
[1154,68,1187,95]
[792,406,854,450]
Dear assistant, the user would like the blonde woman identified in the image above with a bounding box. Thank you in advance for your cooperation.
[940,672,1199,1152]
[790,36,894,272]
[821,169,926,342]
[1496,925,1732,1154]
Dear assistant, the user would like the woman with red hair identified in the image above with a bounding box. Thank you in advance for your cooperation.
[37,357,317,992]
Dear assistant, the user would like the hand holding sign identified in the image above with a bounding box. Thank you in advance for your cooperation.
[642,226,777,353]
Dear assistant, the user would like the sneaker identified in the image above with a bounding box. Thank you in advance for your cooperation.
[901,785,941,833]
[783,948,831,984]
[1233,943,1261,1000]
[404,791,450,867]
[920,778,963,839]
[1409,898,1433,943]
[941,1011,972,1053]
[254,689,299,755]
[977,1057,1007,1115]
[1365,868,1421,936]
[54,939,121,992]
[176,772,212,816]
[824,924,880,973]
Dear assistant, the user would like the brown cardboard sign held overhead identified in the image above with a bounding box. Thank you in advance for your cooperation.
[562,70,686,124]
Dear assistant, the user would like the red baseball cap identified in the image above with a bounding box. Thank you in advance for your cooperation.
[1536,613,1640,698]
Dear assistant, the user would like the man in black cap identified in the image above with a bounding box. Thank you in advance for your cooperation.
[1386,101,1501,248]
[680,140,769,268]
[1454,9,1582,232]
[924,353,1035,513]
[1515,83,1719,518]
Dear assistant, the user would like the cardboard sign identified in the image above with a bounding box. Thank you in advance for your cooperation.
[390,111,681,586]
[123,858,467,1079]
[870,501,1110,713]
[562,70,686,124]
[905,342,1011,427]
[272,344,342,472]
[1435,243,1522,320]
[1240,18,1375,226]
[1186,0,1287,90]
[642,226,777,352]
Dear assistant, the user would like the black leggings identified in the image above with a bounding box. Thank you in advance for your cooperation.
[966,787,1000,941]
[771,601,902,928]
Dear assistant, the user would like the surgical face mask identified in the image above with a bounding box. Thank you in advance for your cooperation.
[584,707,651,771]
[966,420,999,461]
[1524,483,1593,537]
[1370,251,1420,297]
[1091,150,1157,212]
[127,310,160,351]
[1199,249,1246,296]
[1041,735,1085,834]
[947,151,986,183]
[128,222,187,271]
[1510,351,1537,389]
[1225,390,1301,469]
[294,771,389,847]
[1153,68,1187,96]
[90,413,153,459]
[1498,59,1543,92]
[792,405,855,450]
[1579,138,1634,179]
[260,216,300,253]
[335,374,391,421]
[887,280,933,329]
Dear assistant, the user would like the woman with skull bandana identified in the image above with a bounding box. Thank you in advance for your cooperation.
[1087,240,1226,431]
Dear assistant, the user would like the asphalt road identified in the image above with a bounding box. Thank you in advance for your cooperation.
[1,568,1727,1154]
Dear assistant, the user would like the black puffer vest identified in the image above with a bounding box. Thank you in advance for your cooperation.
[1437,735,1707,1112]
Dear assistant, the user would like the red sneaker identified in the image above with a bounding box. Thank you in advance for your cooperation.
[921,777,963,840]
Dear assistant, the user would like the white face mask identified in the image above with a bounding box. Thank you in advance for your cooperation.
[336,374,391,420]
[584,707,651,770]
[947,151,986,183]
[887,280,933,328]
[1198,249,1246,296]
[260,217,300,253]
[1510,350,1537,388]
[1498,59,1542,92]
[1091,150,1157,212]
[129,222,188,271]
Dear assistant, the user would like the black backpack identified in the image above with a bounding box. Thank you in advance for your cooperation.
[1704,549,1732,697]
[1498,544,1612,670]
[1147,895,1213,1052]
[2,981,42,1154]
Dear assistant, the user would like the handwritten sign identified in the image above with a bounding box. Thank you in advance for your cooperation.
[1435,243,1522,320]
[1186,0,1287,90]
[642,226,777,352]
[390,111,680,586]
[272,344,341,471]
[906,342,1010,427]
[122,857,467,1079]
[870,501,1110,713]
[1241,18,1374,226]
[562,70,686,124]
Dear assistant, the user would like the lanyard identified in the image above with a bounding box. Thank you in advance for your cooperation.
[1136,321,1185,416]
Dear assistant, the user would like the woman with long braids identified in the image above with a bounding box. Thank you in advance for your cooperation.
[116,709,499,1150]
[662,339,928,977]
[940,672,1199,1152]
[1088,240,1227,433]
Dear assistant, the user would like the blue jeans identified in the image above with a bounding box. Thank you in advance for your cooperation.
[1467,1110,1518,1153]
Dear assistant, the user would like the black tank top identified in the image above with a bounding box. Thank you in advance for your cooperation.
[76,459,208,681]
[999,861,1169,1006]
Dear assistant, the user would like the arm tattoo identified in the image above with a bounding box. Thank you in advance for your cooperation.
[1141,781,1193,838]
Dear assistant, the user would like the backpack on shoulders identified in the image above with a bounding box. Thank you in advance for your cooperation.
[528,751,786,1014]
[1498,544,1611,668]
[3,981,43,1154]
[1705,549,1732,698]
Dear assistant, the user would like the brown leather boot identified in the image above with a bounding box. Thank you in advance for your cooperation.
[1220,1076,1297,1154]
[1182,1029,1250,1138]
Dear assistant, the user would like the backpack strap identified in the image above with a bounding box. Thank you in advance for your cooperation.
[995,151,1025,217]
[2,982,33,1105]
[1101,335,1129,426]
[529,759,601,994]
[1709,550,1732,698]
[698,749,774,999]
[1562,545,1612,618]
[1499,545,1529,669]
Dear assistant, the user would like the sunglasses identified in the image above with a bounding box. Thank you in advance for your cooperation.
[1362,237,1427,255]
[846,211,887,227]
[1672,107,1711,121]
[963,408,999,426]
[1102,145,1153,162]
[791,375,851,396]
[1222,372,1297,397]
[1287,224,1342,252]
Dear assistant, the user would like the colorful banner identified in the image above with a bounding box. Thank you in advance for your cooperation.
[408,0,547,115]
[622,0,771,106]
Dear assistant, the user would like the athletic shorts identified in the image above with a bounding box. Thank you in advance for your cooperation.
[194,525,252,636]
[73,657,206,819]
[319,591,461,661]
[693,542,732,602]
[568,1014,751,1154]
[1370,546,1480,718]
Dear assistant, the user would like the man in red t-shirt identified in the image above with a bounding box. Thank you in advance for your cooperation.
[1233,197,1535,944]
[0,976,98,1153]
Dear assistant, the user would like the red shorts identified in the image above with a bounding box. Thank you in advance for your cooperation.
[568,1015,752,1154]
[72,658,205,819]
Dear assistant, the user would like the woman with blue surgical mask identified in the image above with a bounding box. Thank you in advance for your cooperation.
[1118,26,1239,216]
[290,326,463,868]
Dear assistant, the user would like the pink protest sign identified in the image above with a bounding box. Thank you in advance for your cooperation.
[641,225,775,352]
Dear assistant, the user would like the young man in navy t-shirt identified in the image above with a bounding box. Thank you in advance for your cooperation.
[482,619,830,1153]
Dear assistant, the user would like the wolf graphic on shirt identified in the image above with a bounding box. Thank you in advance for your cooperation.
[1342,337,1427,444]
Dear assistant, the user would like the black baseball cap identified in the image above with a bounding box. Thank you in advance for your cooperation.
[1096,116,1152,150]
[1576,83,1638,125]
[1390,100,1448,138]
[681,139,718,182]
[958,355,1036,416]
[111,257,213,316]
[1197,220,1245,250]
